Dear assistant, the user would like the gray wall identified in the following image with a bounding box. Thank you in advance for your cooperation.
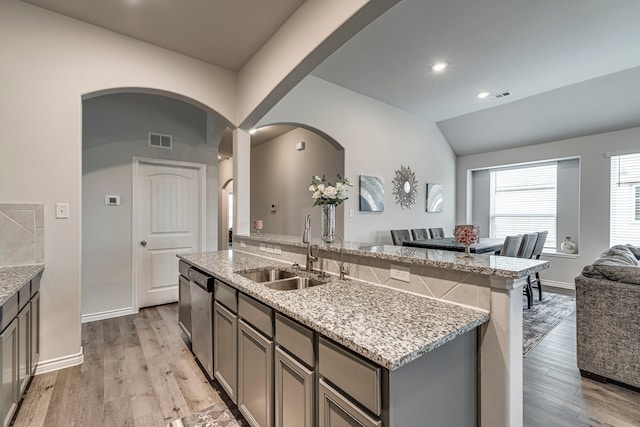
[458,126,640,287]
[258,76,457,244]
[250,127,345,239]
[82,93,218,319]
[470,158,580,251]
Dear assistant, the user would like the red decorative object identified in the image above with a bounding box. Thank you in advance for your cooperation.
[454,225,480,258]
[253,219,263,234]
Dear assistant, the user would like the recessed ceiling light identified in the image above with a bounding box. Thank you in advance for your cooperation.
[477,91,490,99]
[432,62,447,72]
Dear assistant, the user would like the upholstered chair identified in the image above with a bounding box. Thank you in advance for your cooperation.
[428,227,445,239]
[390,229,412,246]
[411,228,429,240]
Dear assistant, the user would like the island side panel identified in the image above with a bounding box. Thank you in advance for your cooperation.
[385,328,477,427]
[479,278,525,427]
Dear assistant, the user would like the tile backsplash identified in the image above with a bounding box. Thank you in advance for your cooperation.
[0,203,44,266]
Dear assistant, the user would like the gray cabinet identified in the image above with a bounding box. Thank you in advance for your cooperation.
[0,319,17,427]
[30,292,39,375]
[213,301,237,403]
[17,303,30,396]
[275,346,314,427]
[318,379,381,427]
[238,319,274,427]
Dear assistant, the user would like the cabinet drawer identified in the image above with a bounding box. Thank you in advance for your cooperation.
[178,260,190,278]
[275,313,314,368]
[318,337,381,416]
[239,293,273,338]
[215,280,237,313]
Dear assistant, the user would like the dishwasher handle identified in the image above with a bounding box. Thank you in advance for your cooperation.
[188,267,215,292]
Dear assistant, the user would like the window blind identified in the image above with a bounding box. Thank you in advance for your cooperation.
[490,163,557,251]
[610,152,640,246]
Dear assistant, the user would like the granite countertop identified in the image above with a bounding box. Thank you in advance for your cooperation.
[235,233,548,279]
[179,251,489,370]
[0,264,44,306]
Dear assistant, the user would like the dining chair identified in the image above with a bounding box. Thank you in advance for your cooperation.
[518,232,539,309]
[411,228,429,240]
[529,231,548,301]
[499,235,522,257]
[429,227,445,239]
[391,229,412,246]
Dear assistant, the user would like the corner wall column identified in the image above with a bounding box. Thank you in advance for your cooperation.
[479,277,525,427]
[233,129,251,235]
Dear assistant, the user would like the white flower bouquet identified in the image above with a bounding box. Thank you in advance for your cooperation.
[309,174,353,207]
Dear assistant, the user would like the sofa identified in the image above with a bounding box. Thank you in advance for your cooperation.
[575,244,640,389]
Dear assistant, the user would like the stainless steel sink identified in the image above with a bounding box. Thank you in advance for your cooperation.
[264,277,326,291]
[237,268,326,290]
[238,269,297,283]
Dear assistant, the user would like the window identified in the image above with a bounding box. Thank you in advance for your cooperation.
[610,153,640,246]
[489,162,557,251]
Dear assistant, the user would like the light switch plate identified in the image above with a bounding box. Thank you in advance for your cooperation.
[390,265,410,282]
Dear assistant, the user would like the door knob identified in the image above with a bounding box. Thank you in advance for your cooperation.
[140,240,147,247]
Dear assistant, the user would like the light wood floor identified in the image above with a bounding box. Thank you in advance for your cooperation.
[13,304,227,427]
[13,301,640,426]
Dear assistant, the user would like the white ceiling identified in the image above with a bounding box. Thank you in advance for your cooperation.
[312,0,640,155]
[23,0,640,155]
[20,0,304,71]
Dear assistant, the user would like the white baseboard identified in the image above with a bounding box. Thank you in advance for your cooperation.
[542,279,575,290]
[81,306,138,323]
[35,347,84,375]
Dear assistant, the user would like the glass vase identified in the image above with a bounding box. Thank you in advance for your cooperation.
[321,204,336,243]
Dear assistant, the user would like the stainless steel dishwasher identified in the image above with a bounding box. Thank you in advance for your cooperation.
[188,267,215,380]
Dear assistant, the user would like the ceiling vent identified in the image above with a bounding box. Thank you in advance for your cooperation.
[149,132,173,149]
[490,91,512,100]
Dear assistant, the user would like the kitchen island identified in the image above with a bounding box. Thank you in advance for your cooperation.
[180,234,547,427]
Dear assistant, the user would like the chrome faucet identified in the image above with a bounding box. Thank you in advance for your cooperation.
[303,214,319,271]
[325,233,349,280]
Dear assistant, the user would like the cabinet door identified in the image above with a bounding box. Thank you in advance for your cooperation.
[238,319,273,427]
[275,346,313,427]
[178,275,191,340]
[1,319,18,427]
[17,303,31,396]
[213,301,237,403]
[30,293,40,375]
[318,379,381,427]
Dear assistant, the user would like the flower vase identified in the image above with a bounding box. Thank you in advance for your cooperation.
[560,236,576,254]
[321,204,336,243]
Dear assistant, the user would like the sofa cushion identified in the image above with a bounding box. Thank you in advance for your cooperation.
[581,245,640,284]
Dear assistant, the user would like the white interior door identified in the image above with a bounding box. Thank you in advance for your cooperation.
[135,159,204,308]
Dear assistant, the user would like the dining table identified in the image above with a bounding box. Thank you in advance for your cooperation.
[402,237,505,254]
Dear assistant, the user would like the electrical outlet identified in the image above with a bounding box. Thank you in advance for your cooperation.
[55,203,69,219]
[390,265,410,282]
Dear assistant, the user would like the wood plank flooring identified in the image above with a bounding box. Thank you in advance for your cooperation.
[523,311,640,427]
[13,299,640,426]
[13,304,227,427]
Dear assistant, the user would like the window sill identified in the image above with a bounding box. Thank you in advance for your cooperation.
[541,251,579,259]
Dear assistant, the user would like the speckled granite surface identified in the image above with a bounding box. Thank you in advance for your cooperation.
[179,251,488,370]
[235,233,548,279]
[0,264,44,306]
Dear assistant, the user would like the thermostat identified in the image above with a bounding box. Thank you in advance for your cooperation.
[105,195,120,206]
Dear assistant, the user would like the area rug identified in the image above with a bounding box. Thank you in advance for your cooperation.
[168,402,245,427]
[523,292,575,357]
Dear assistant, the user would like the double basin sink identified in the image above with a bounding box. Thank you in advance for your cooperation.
[238,268,326,291]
